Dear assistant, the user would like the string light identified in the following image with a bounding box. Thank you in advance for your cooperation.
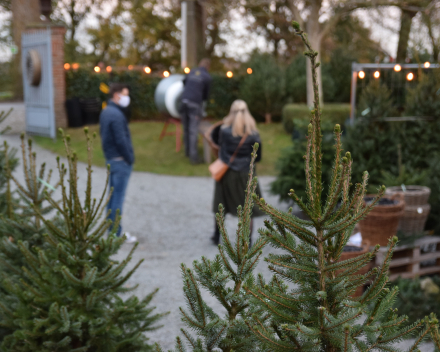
[94,66,100,73]
[128,65,133,70]
[106,66,112,73]
[394,64,401,72]
[64,63,71,70]
[163,71,170,77]
[72,63,79,70]
[184,67,190,74]
[424,62,431,68]
[373,71,380,79]
[226,71,233,78]
[358,71,365,79]
[247,68,253,74]
[407,72,414,81]
[144,66,151,74]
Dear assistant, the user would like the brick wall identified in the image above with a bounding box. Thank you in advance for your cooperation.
[51,26,67,129]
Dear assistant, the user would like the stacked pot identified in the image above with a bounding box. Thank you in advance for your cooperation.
[358,195,405,247]
[385,186,431,235]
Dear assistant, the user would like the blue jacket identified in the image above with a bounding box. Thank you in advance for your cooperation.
[181,67,212,104]
[100,101,135,165]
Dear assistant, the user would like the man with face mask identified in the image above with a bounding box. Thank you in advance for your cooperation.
[99,83,137,243]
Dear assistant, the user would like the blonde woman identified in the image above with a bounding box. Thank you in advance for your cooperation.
[211,100,264,245]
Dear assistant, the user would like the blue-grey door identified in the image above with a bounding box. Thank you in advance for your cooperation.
[21,28,55,138]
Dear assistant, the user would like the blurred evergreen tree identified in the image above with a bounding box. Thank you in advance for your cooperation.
[0,129,165,351]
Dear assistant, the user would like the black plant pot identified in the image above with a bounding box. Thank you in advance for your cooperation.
[65,98,83,128]
[79,97,101,125]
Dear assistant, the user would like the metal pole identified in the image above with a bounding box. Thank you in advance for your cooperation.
[181,1,187,68]
[350,64,357,122]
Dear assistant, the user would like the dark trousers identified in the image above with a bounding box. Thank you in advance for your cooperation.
[181,101,201,162]
[107,160,132,237]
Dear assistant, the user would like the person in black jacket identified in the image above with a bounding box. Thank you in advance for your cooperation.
[99,83,137,243]
[211,99,264,245]
[180,58,212,164]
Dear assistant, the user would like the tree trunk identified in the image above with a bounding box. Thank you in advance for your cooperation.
[396,7,418,62]
[265,112,272,124]
[306,16,323,106]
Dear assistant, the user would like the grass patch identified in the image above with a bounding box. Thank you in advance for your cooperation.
[34,121,291,176]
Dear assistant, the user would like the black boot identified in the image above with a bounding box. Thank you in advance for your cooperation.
[211,220,220,245]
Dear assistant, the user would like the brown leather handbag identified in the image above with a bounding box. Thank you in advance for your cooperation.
[209,133,248,182]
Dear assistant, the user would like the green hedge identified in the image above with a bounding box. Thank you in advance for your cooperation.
[66,69,240,121]
[282,103,351,134]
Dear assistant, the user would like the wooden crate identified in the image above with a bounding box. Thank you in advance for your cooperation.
[373,236,440,281]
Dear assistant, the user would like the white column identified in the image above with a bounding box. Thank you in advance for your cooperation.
[181,1,187,68]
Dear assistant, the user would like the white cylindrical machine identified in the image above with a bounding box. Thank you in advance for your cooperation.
[154,74,185,118]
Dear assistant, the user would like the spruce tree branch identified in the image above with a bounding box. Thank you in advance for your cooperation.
[304,132,314,206]
[361,237,397,305]
[254,200,317,245]
[245,320,300,350]
[262,229,317,258]
[246,288,301,321]
[323,189,384,241]
[430,322,440,350]
[377,321,425,346]
[267,258,317,274]
[323,310,362,331]
[325,250,376,272]
[207,323,227,350]
[216,207,236,262]
[288,190,315,221]
[294,28,323,216]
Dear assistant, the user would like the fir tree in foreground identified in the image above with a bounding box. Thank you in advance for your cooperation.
[164,23,440,351]
[244,22,440,351]
[158,146,266,352]
[0,129,165,351]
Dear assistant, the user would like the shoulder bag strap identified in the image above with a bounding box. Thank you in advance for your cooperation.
[228,133,248,166]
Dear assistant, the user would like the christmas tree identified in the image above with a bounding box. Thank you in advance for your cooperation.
[0,136,58,342]
[164,23,440,351]
[244,22,440,351]
[0,129,165,351]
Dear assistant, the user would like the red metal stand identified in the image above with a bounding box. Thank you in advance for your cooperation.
[159,116,182,152]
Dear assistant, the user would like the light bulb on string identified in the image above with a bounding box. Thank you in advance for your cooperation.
[94,66,100,73]
[163,71,170,77]
[247,68,253,74]
[374,71,380,79]
[407,72,414,81]
[144,66,151,74]
[394,64,401,72]
[226,71,233,78]
[358,71,365,79]
[424,62,430,68]
[184,67,190,74]
[64,63,70,70]
[106,66,112,73]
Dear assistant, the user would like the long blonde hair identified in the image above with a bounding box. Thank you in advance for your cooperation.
[222,100,258,137]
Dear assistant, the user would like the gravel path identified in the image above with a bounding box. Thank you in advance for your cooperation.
[2,134,434,351]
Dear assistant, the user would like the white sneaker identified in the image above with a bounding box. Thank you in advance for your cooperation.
[124,232,137,244]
